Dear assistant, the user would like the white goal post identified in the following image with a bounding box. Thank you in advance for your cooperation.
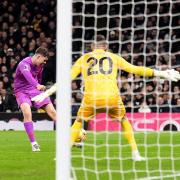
[56,0,72,179]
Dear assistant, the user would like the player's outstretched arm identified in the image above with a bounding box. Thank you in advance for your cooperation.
[117,55,180,82]
[31,83,57,102]
[154,69,180,82]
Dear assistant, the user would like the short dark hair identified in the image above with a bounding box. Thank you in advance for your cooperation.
[92,34,107,45]
[93,34,106,42]
[35,47,49,57]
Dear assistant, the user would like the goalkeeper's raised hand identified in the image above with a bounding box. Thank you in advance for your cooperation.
[154,69,180,82]
[32,83,57,102]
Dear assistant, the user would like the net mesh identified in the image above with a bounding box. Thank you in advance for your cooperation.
[71,0,180,179]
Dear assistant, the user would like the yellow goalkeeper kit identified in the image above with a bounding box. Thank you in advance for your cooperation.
[71,49,153,121]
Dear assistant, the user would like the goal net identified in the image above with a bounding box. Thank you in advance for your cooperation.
[70,0,180,179]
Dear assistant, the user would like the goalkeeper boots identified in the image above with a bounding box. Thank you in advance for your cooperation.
[132,150,145,161]
[73,142,84,148]
[31,142,41,152]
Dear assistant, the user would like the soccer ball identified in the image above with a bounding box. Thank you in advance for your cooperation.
[75,129,87,142]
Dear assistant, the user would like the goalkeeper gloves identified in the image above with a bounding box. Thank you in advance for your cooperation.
[32,83,57,102]
[154,69,180,82]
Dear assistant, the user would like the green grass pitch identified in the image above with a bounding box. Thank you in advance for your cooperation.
[0,131,180,180]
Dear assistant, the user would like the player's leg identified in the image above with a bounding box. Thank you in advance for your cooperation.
[44,103,56,131]
[121,117,138,151]
[33,90,56,123]
[121,118,145,161]
[20,103,40,151]
[71,117,83,146]
[15,91,40,151]
[71,103,94,146]
[108,99,145,161]
[44,103,56,121]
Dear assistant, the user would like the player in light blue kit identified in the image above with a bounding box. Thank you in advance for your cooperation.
[14,47,56,151]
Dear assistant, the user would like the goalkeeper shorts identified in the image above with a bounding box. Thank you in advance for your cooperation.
[77,96,126,121]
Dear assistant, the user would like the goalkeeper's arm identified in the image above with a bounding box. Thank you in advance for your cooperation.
[117,56,180,82]
[31,83,57,102]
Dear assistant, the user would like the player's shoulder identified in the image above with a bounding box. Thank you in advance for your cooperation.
[105,51,120,61]
[77,53,90,62]
[106,51,118,57]
[23,56,32,63]
[19,57,31,65]
[18,57,32,70]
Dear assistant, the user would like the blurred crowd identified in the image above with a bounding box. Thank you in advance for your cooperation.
[72,0,180,115]
[0,0,179,114]
[0,0,56,112]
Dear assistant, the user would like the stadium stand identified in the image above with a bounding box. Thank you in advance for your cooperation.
[0,0,56,112]
[0,0,179,114]
[71,0,180,115]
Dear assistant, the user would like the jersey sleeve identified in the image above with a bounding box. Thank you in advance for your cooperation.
[19,62,39,87]
[116,55,154,77]
[71,56,83,80]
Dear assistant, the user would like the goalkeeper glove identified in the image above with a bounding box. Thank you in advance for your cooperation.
[154,69,180,82]
[31,83,57,102]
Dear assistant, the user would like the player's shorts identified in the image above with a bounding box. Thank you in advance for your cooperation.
[15,89,52,109]
[77,96,126,122]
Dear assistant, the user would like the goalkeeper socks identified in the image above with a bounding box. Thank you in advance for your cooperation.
[121,119,138,151]
[24,121,36,143]
[71,120,82,144]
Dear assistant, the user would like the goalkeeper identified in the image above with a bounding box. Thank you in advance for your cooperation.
[32,35,180,161]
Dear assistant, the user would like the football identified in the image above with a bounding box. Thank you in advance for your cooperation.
[75,129,87,142]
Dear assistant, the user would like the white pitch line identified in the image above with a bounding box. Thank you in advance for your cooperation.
[138,172,180,180]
